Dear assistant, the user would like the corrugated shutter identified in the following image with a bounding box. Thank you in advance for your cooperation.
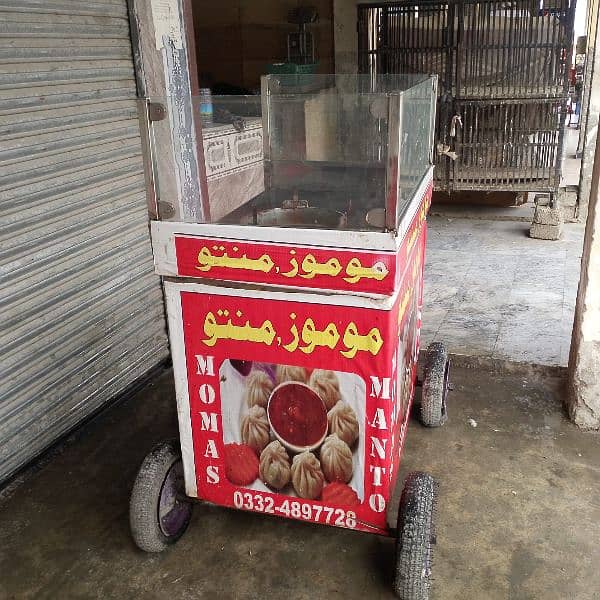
[0,0,169,482]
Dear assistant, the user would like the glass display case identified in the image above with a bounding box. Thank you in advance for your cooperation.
[148,74,437,232]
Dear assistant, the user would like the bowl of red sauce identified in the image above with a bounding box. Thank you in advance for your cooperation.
[267,382,328,453]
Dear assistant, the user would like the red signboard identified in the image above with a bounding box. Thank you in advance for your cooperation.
[172,219,427,535]
[175,237,398,295]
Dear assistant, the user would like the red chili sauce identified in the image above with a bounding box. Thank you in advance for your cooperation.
[268,383,327,448]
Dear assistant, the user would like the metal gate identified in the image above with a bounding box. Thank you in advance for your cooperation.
[0,0,169,482]
[358,0,575,193]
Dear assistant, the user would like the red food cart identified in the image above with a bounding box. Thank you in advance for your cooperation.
[130,74,450,600]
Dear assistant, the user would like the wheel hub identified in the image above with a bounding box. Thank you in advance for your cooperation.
[441,358,451,417]
[158,460,191,538]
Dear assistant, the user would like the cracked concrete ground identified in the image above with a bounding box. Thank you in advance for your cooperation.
[1,366,598,600]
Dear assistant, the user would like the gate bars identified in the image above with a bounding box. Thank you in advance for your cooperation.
[358,0,576,193]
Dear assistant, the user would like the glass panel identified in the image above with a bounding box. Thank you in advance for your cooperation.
[146,74,436,230]
[397,77,437,225]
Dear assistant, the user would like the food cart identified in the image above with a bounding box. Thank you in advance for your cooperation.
[130,74,450,600]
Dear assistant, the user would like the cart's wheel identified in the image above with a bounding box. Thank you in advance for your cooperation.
[394,471,437,600]
[129,439,192,552]
[421,342,450,427]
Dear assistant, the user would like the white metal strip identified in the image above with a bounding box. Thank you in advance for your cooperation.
[164,283,198,497]
[163,279,397,311]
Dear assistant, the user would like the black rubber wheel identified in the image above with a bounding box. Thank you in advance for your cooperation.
[129,440,192,552]
[421,342,450,427]
[394,472,437,600]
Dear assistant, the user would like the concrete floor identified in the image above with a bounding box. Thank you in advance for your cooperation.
[422,128,585,368]
[1,367,598,600]
[421,217,584,367]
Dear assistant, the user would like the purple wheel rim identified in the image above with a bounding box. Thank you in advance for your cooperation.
[158,459,191,538]
[442,359,451,414]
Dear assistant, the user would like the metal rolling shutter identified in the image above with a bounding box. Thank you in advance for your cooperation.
[0,0,169,481]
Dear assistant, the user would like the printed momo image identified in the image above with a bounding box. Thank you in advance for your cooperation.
[220,360,365,506]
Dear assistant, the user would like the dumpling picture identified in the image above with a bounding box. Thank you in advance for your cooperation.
[320,434,353,483]
[224,361,363,503]
[241,405,270,455]
[290,451,325,499]
[259,440,291,490]
[276,364,308,385]
[309,369,342,411]
[244,369,274,409]
[327,400,359,447]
